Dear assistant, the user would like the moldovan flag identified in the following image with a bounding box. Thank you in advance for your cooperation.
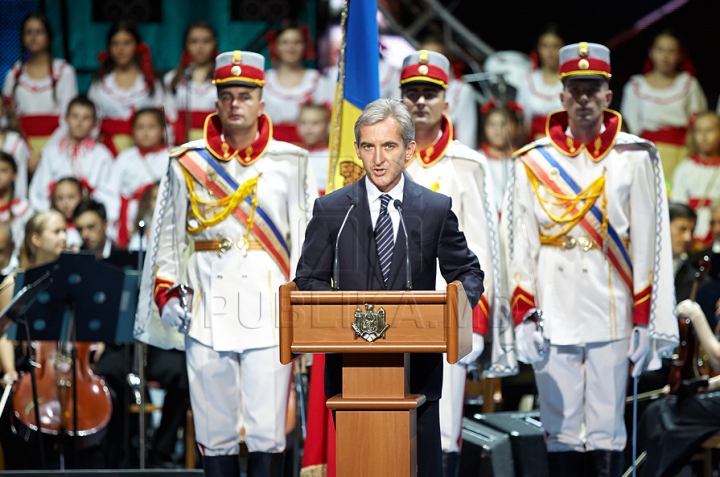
[326,0,380,193]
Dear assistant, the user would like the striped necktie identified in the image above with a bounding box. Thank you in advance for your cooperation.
[375,194,394,285]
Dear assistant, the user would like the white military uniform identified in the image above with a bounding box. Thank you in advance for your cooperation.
[516,69,563,139]
[502,109,678,452]
[405,115,516,453]
[670,154,720,249]
[135,111,317,456]
[108,145,168,247]
[3,59,78,153]
[1,130,31,198]
[28,136,115,215]
[620,72,707,179]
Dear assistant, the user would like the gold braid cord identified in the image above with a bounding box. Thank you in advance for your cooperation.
[524,164,607,243]
[181,167,261,234]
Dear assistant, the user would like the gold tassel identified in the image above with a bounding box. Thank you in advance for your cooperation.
[182,167,260,233]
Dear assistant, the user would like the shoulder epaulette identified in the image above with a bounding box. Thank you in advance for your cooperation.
[169,139,205,158]
[169,146,188,158]
[512,137,551,159]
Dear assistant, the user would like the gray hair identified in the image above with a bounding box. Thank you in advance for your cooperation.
[354,98,415,148]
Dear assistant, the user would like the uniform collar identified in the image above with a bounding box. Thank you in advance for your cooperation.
[203,112,273,165]
[413,115,453,167]
[546,109,621,162]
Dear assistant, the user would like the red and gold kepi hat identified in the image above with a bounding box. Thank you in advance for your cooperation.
[213,50,265,88]
[559,42,611,81]
[400,50,450,89]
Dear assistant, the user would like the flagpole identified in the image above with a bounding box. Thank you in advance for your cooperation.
[327,0,350,193]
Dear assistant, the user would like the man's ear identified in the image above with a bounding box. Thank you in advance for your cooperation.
[604,88,613,108]
[405,141,417,161]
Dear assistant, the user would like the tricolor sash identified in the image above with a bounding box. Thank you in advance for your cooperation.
[521,146,633,292]
[177,148,291,279]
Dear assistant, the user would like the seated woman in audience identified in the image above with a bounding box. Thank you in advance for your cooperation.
[264,21,329,144]
[0,152,33,247]
[621,30,707,180]
[478,100,524,211]
[50,177,85,251]
[110,108,168,248]
[671,112,720,250]
[2,12,77,163]
[29,96,115,220]
[88,21,166,155]
[0,97,30,198]
[165,21,218,144]
[516,25,564,141]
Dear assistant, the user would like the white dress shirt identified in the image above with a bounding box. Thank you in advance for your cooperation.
[365,174,404,242]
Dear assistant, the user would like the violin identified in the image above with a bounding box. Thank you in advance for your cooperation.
[668,256,712,392]
[12,339,113,449]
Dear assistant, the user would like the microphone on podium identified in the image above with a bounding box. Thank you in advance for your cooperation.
[332,197,359,291]
[393,199,412,291]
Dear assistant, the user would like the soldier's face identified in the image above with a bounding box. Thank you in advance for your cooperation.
[355,117,416,193]
[402,84,447,130]
[560,78,612,131]
[216,86,264,132]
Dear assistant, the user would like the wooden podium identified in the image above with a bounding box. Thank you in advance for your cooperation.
[279,281,472,477]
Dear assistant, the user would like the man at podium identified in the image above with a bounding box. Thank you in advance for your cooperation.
[295,98,484,477]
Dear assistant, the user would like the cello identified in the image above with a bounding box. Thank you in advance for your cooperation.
[12,335,113,449]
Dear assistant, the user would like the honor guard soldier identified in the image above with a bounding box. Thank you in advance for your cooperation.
[400,50,517,477]
[502,42,678,477]
[135,50,317,477]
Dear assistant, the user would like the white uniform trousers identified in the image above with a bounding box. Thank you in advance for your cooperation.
[533,339,629,453]
[439,356,467,453]
[186,336,292,455]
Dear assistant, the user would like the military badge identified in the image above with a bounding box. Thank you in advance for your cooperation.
[352,303,389,342]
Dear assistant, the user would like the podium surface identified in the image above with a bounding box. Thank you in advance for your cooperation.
[279,281,472,476]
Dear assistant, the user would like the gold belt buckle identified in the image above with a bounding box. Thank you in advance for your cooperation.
[563,237,576,249]
[577,236,593,252]
[219,238,232,253]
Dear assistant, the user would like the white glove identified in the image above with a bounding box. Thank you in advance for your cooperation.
[515,320,545,364]
[161,297,186,328]
[677,299,706,324]
[627,325,650,378]
[459,333,484,366]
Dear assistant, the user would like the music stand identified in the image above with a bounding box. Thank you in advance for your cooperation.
[8,252,138,468]
[0,270,53,466]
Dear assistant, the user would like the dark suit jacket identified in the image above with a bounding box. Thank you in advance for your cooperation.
[295,175,484,401]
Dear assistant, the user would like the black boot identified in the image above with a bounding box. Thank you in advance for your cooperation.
[442,451,460,477]
[587,450,623,477]
[202,454,240,477]
[547,451,586,477]
[247,452,283,477]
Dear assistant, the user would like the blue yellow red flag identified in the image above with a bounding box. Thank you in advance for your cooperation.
[327,0,380,192]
